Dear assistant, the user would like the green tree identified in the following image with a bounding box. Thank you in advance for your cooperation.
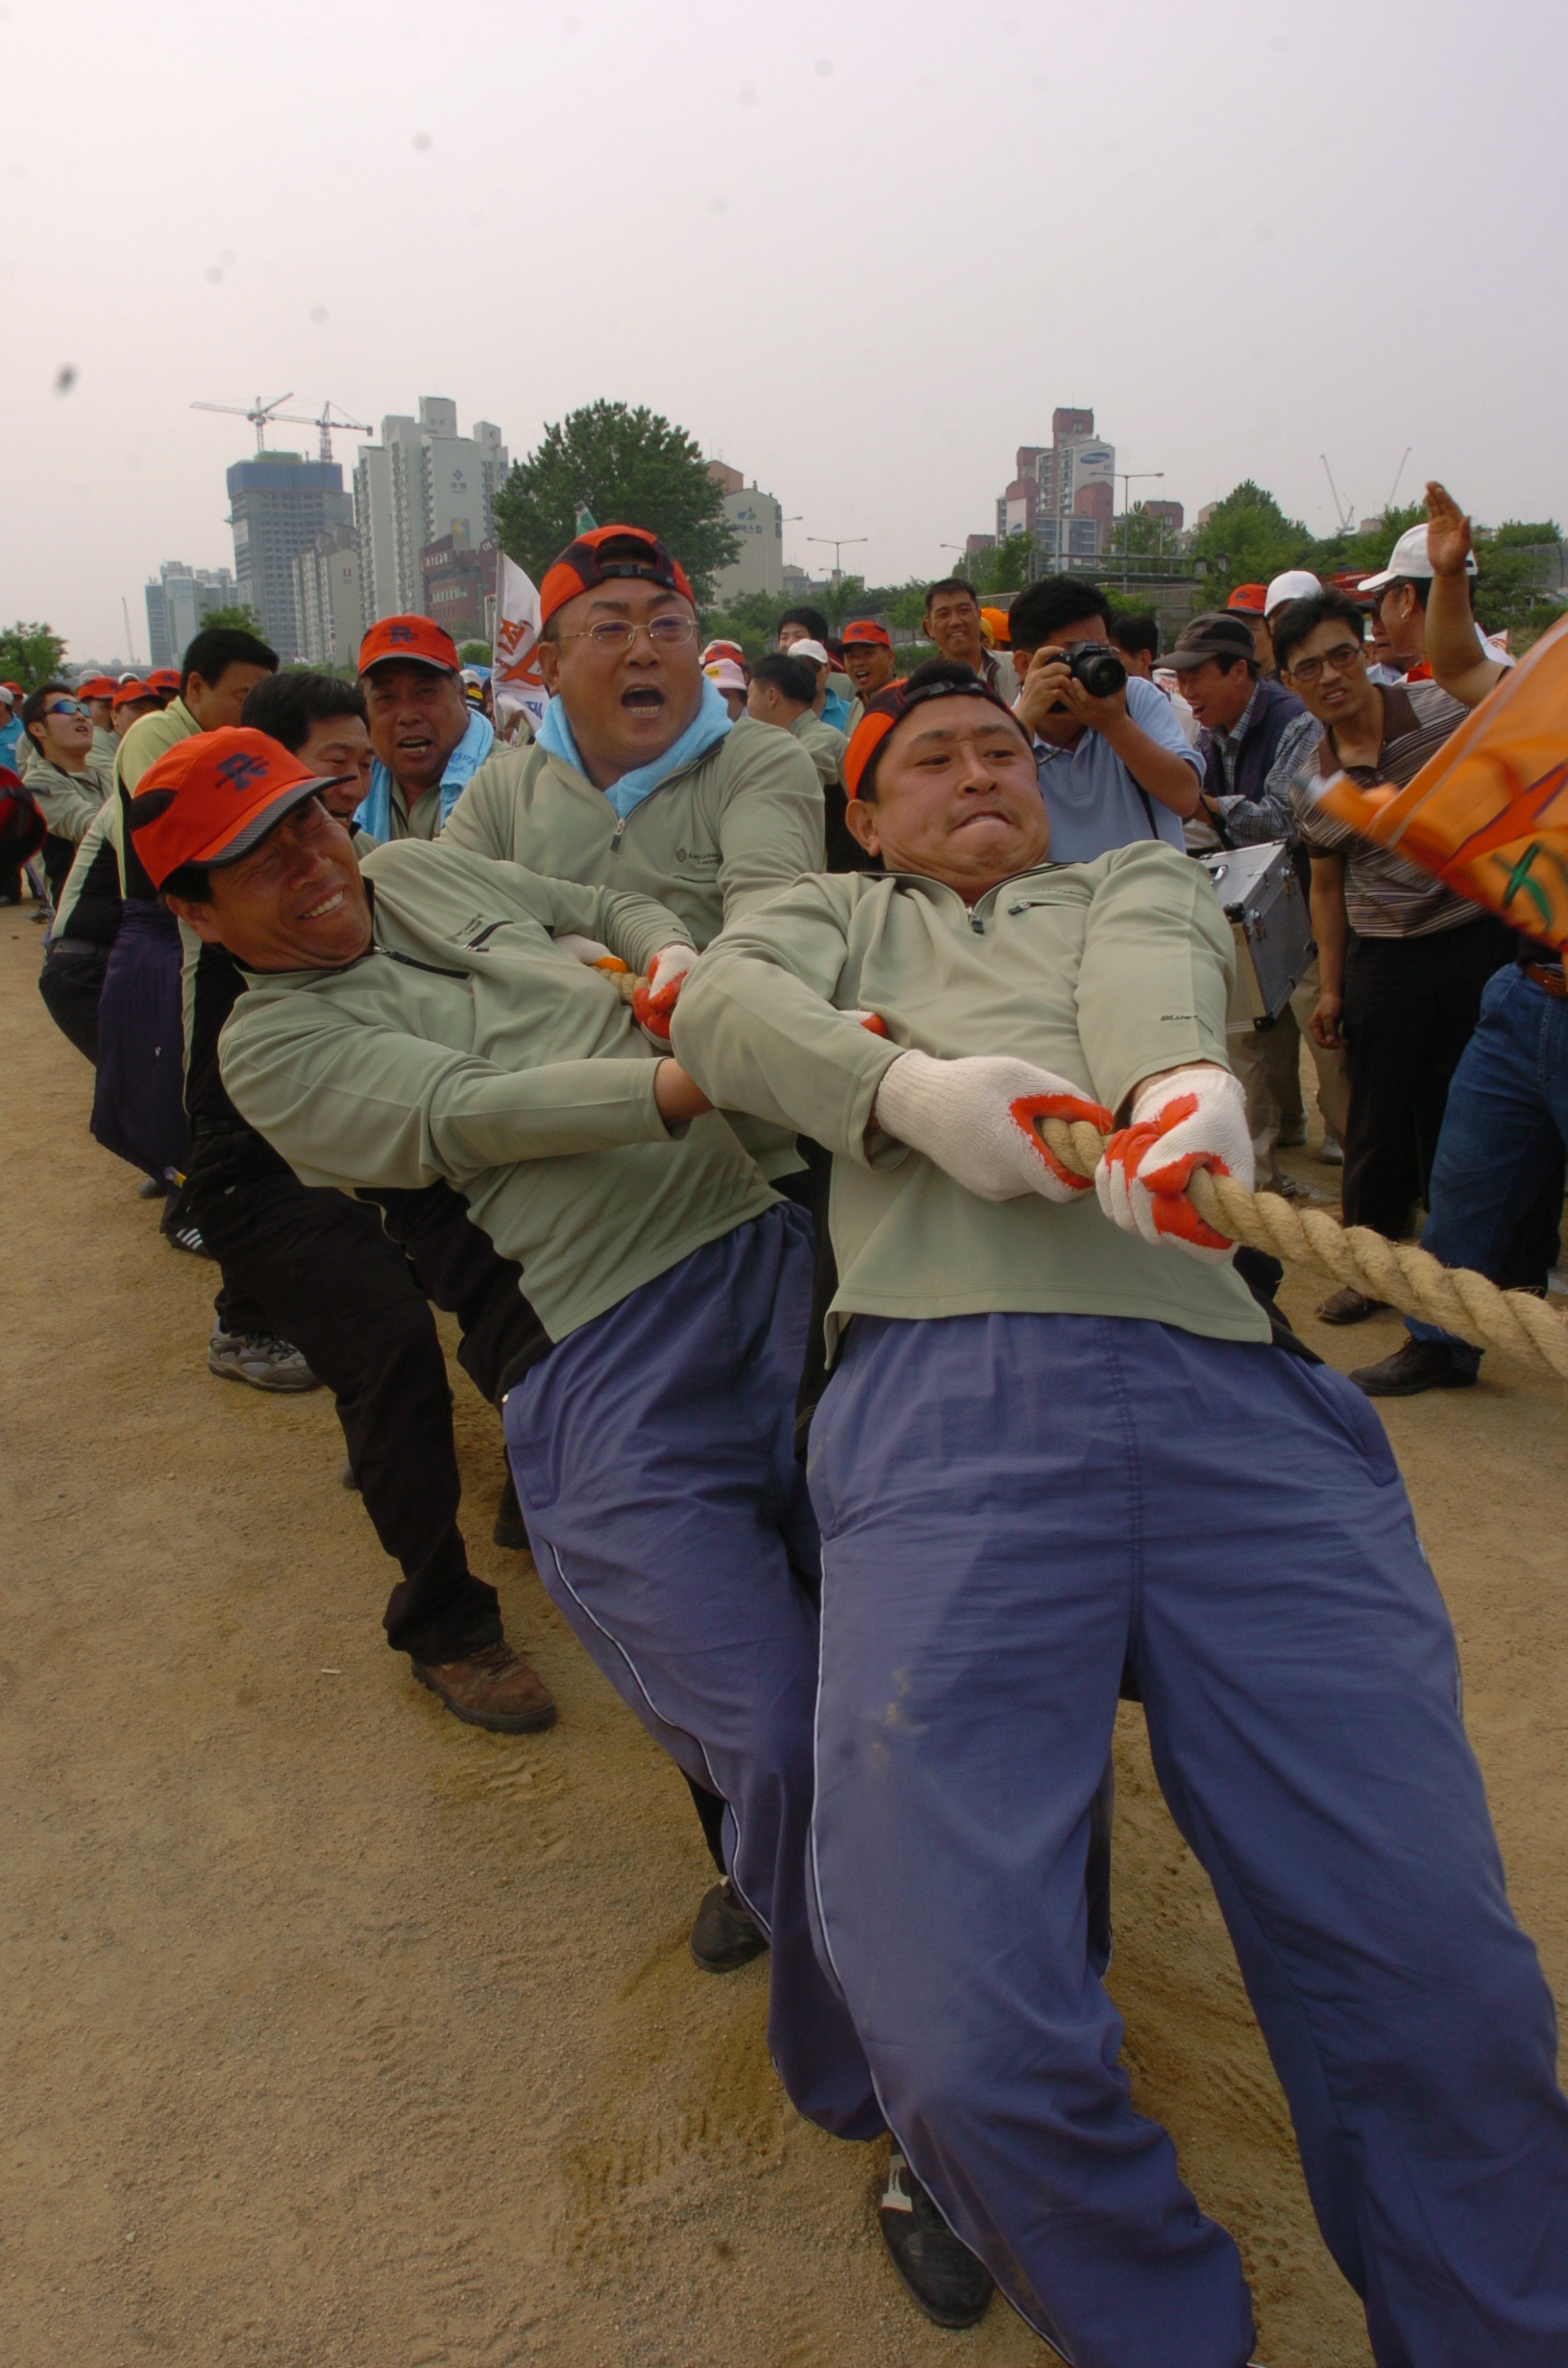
[0,622,67,689]
[457,640,491,664]
[197,604,264,637]
[493,401,739,604]
[957,537,1034,597]
[1104,505,1182,562]
[1191,481,1312,601]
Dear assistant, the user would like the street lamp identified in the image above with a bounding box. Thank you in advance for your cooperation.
[1115,471,1164,590]
[808,534,866,586]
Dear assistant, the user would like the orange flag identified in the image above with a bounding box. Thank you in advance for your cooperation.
[1309,614,1568,950]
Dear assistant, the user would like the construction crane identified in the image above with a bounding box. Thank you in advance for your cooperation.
[190,396,372,462]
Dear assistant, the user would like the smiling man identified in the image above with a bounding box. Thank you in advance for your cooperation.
[131,726,893,2218]
[671,657,1568,2364]
[355,615,494,842]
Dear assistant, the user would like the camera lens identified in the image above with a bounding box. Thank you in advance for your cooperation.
[1071,649,1126,700]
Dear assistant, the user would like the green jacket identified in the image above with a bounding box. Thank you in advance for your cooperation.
[790,710,846,788]
[217,841,776,1345]
[115,697,199,793]
[27,752,113,846]
[672,841,1268,1350]
[442,712,825,1176]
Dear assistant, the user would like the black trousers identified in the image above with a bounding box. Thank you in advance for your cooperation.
[38,940,110,1065]
[1340,919,1515,1240]
[183,1141,507,1665]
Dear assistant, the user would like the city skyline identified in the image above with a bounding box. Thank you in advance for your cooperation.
[6,0,1564,656]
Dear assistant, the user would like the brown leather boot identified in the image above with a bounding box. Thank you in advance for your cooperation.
[411,1638,556,1734]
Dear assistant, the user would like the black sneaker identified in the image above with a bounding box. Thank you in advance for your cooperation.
[879,2148,994,2330]
[1351,1337,1477,1397]
[689,1878,769,1974]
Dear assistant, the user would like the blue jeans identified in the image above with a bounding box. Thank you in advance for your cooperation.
[1408,966,1568,1371]
[808,1311,1568,2368]
[502,1206,882,2143]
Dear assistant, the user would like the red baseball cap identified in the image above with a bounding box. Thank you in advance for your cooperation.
[146,667,182,692]
[1,680,22,697]
[1226,584,1268,615]
[77,675,119,700]
[111,678,157,710]
[127,727,352,891]
[842,620,893,650]
[539,524,695,629]
[357,615,461,677]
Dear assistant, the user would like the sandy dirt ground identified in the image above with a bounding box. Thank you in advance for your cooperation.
[3,909,1564,2368]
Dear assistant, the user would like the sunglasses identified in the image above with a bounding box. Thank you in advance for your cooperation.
[1286,642,1364,687]
[43,697,88,719]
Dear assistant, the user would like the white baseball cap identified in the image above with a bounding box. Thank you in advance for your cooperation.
[1263,569,1322,616]
[704,658,747,696]
[1360,521,1477,593]
[785,638,830,667]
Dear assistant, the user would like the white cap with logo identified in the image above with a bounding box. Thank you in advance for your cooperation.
[1360,522,1478,593]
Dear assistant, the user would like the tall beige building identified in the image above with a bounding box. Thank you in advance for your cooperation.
[354,399,509,622]
[707,461,784,602]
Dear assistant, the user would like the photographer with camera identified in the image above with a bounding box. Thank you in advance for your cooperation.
[1008,578,1202,861]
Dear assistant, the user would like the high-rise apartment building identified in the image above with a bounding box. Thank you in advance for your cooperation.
[144,560,238,670]
[994,410,1116,567]
[706,461,785,602]
[291,526,366,672]
[353,399,509,622]
[419,532,495,643]
[227,455,354,661]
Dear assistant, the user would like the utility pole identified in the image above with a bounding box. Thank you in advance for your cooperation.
[807,534,866,587]
[1115,472,1164,592]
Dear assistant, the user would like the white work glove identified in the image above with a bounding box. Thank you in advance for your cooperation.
[632,942,698,1045]
[1095,1065,1252,1264]
[553,932,628,975]
[873,1049,1114,1204]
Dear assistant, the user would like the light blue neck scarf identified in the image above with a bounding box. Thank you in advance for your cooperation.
[355,705,494,844]
[536,678,732,821]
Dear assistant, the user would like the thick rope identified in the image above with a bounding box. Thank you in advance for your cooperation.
[616,969,1568,1384]
[1035,1116,1568,1385]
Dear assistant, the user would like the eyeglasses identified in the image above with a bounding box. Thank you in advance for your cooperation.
[556,616,697,653]
[43,697,88,719]
[1286,642,1364,686]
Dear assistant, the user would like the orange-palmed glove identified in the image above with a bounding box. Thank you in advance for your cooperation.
[631,942,699,1044]
[1095,1066,1252,1264]
[874,1050,1115,1204]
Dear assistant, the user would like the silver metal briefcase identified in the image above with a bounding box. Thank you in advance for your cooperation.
[1198,843,1314,1029]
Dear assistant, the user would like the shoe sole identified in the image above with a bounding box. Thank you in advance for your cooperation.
[1355,1371,1477,1397]
[1318,1303,1385,1326]
[879,2231,993,2331]
[689,1935,770,1975]
[207,1352,322,1394]
[411,1662,557,1735]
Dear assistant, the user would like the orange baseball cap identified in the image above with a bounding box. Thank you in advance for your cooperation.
[842,619,893,650]
[127,727,352,891]
[979,606,1012,648]
[539,524,695,629]
[111,678,156,710]
[356,615,461,677]
[77,675,119,700]
[1226,584,1268,615]
[146,667,182,691]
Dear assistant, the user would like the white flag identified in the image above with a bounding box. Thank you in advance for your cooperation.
[492,553,550,738]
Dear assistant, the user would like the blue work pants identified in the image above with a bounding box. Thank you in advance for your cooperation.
[502,1206,882,2142]
[808,1311,1568,2368]
[1407,964,1568,1372]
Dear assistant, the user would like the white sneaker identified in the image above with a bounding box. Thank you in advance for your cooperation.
[1316,1131,1344,1167]
[208,1323,322,1394]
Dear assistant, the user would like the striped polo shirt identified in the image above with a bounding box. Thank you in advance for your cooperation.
[1290,681,1482,937]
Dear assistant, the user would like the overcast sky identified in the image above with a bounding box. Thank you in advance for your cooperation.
[5,0,1564,662]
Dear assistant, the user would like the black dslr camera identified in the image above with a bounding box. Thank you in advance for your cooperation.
[1055,641,1127,701]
